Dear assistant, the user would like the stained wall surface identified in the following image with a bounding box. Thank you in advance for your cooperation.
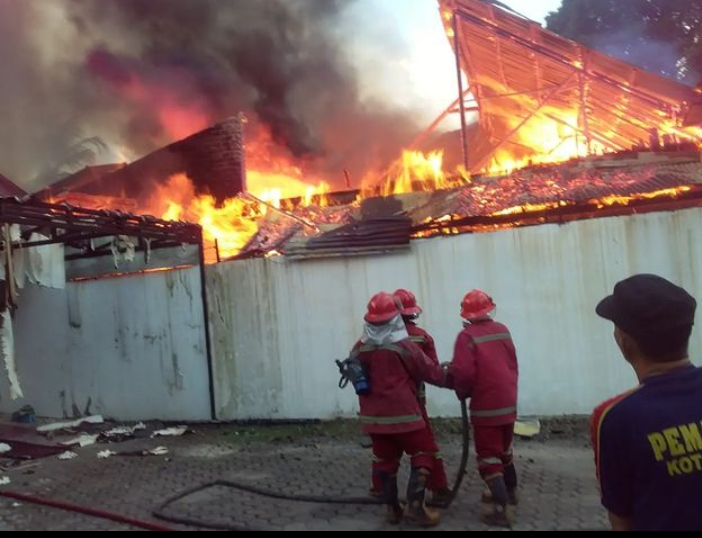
[208,207,702,420]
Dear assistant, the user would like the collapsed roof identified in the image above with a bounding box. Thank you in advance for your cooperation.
[437,0,702,173]
[29,0,702,265]
[234,150,702,260]
[35,116,246,205]
[234,1,702,260]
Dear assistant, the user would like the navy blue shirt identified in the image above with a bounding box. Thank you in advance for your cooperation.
[592,365,702,531]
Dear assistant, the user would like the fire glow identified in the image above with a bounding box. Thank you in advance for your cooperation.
[51,120,702,264]
[48,89,702,264]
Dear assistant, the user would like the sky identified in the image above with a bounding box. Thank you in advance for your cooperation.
[348,0,564,124]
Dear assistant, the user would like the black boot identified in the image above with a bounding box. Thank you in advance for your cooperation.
[404,467,440,527]
[378,472,403,525]
[503,463,519,506]
[480,476,513,528]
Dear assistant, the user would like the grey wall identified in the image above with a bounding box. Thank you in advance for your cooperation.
[0,268,211,421]
[6,205,702,423]
[207,207,702,420]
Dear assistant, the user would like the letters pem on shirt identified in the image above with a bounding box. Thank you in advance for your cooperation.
[591,365,702,531]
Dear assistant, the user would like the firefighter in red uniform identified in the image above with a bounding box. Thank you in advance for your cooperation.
[394,288,452,508]
[446,289,519,528]
[351,291,449,527]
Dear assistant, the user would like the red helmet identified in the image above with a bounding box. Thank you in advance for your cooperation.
[460,289,496,320]
[364,292,401,324]
[393,289,423,317]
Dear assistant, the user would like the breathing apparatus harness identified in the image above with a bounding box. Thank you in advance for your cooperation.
[335,354,371,395]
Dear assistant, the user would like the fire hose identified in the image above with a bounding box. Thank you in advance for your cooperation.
[0,489,177,532]
[150,400,471,531]
[0,402,469,531]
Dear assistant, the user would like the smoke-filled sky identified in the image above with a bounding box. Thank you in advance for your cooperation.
[0,0,560,191]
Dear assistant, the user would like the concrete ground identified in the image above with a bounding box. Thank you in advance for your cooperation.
[0,417,609,531]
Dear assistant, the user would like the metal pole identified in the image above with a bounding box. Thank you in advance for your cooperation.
[197,230,217,422]
[578,49,592,156]
[452,11,470,173]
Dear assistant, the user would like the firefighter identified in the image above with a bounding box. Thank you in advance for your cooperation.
[351,291,449,527]
[445,289,519,528]
[394,288,452,508]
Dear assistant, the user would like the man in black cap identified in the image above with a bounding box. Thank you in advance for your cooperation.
[592,274,702,531]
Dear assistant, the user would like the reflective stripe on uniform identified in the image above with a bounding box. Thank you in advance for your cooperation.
[408,450,436,458]
[478,457,503,466]
[356,343,410,358]
[472,333,512,344]
[360,414,423,425]
[471,406,517,418]
[409,336,426,344]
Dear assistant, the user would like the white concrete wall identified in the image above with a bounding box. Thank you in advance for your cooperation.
[0,268,212,421]
[208,207,702,421]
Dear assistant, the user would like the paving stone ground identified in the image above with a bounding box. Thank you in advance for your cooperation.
[0,417,609,531]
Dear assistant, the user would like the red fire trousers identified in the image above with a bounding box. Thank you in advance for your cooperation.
[370,424,448,490]
[473,423,515,480]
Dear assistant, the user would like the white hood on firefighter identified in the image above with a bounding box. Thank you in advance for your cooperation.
[361,313,409,346]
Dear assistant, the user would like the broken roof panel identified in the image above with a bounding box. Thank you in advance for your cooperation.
[234,200,415,261]
[283,216,413,261]
[438,0,702,172]
[34,116,246,206]
[0,173,27,198]
[37,164,127,200]
[233,151,702,260]
[408,152,702,223]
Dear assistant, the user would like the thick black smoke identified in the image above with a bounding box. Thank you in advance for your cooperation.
[0,0,419,190]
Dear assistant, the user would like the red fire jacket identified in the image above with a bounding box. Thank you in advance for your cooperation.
[406,322,440,404]
[448,320,519,426]
[406,323,439,364]
[351,339,447,435]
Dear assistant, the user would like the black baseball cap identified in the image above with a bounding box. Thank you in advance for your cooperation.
[596,274,697,340]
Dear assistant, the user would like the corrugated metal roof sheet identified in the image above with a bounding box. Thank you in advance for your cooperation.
[438,0,702,172]
[283,216,412,260]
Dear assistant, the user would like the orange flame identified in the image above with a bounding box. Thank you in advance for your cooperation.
[594,186,693,209]
[485,109,609,175]
[49,89,702,265]
[142,174,263,261]
[369,149,468,197]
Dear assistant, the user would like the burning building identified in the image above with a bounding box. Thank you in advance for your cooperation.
[3,0,702,423]
[36,0,702,265]
[234,0,702,260]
